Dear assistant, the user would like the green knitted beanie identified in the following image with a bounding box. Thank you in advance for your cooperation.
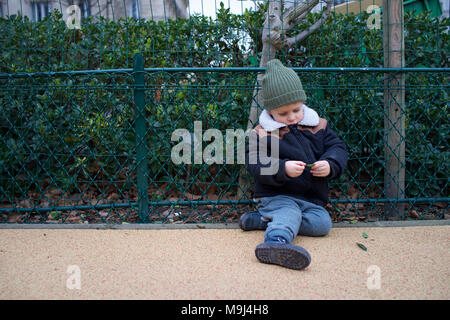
[262,59,307,111]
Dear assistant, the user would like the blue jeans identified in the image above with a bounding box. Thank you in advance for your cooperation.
[256,195,332,243]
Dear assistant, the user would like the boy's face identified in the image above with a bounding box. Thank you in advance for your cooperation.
[269,101,304,125]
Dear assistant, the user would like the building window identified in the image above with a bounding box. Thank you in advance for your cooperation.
[0,2,3,19]
[32,1,50,21]
[130,0,140,19]
[79,0,91,20]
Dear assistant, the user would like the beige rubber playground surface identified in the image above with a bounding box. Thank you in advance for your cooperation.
[0,223,449,299]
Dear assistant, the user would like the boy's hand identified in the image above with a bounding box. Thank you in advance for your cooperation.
[310,160,331,177]
[285,161,306,178]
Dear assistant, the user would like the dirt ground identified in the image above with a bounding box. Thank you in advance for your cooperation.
[1,223,449,299]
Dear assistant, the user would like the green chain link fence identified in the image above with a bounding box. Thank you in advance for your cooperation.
[0,1,448,224]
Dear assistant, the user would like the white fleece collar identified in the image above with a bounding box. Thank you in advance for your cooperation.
[259,104,320,132]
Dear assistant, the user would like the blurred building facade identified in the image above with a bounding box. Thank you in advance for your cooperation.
[0,0,189,21]
[0,1,447,21]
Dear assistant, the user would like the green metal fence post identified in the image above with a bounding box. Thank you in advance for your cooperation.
[133,53,150,223]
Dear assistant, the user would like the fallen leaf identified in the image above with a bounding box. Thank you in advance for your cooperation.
[409,209,420,219]
[107,193,119,201]
[49,189,62,198]
[98,210,109,218]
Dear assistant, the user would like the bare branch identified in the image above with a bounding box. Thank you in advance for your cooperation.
[285,0,333,47]
[282,0,319,30]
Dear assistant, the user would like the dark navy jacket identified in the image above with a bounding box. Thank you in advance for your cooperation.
[245,118,348,207]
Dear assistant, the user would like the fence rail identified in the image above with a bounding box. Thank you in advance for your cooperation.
[2,67,449,79]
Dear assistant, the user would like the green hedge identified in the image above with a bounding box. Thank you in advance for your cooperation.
[1,7,447,72]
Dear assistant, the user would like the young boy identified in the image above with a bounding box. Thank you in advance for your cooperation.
[243,59,348,270]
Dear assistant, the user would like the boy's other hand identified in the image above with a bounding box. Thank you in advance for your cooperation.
[310,160,331,177]
[285,161,306,178]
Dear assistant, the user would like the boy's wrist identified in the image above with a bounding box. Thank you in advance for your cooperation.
[276,159,290,182]
[322,159,335,179]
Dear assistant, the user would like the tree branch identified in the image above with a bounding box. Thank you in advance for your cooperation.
[282,0,319,30]
[285,0,333,46]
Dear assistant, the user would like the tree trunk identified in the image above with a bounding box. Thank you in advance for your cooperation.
[383,0,406,219]
[237,2,280,201]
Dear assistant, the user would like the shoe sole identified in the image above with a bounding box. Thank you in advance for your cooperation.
[255,243,311,270]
